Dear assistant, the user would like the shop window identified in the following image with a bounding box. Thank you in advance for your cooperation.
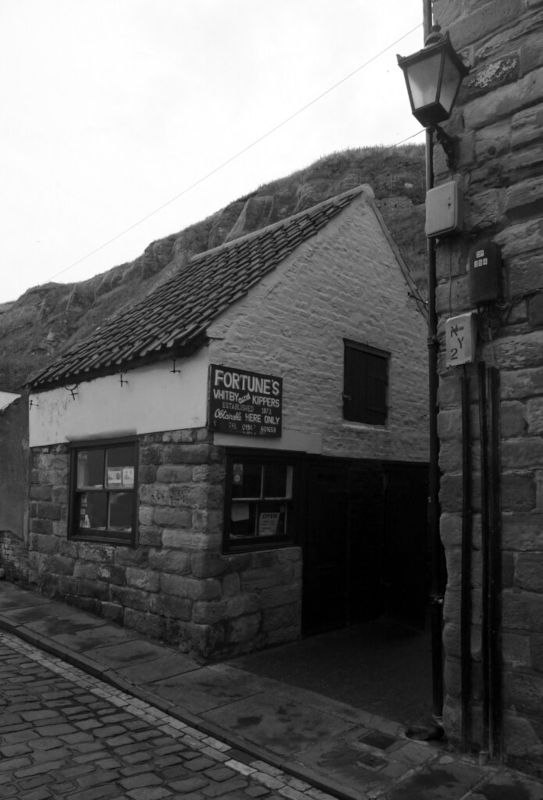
[343,341,389,426]
[69,439,138,545]
[224,456,296,551]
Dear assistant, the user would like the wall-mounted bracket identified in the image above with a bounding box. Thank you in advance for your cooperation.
[432,124,458,170]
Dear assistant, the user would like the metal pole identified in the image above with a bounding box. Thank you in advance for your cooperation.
[478,362,490,758]
[488,366,503,758]
[423,0,445,724]
[423,0,432,39]
[427,137,444,723]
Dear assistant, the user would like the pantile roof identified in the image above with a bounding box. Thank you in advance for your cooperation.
[29,187,365,389]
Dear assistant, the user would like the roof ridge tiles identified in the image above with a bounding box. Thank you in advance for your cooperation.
[188,185,368,262]
[29,185,368,388]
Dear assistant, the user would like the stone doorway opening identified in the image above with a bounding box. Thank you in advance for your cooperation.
[233,457,434,729]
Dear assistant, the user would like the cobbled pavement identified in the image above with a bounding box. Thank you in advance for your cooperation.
[0,632,337,800]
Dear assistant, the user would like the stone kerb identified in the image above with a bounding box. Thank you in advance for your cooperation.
[26,428,302,661]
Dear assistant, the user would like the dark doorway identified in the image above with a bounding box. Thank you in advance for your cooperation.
[301,463,350,634]
[302,458,428,636]
[383,465,429,630]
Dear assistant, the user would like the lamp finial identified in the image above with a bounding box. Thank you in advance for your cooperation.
[424,24,446,47]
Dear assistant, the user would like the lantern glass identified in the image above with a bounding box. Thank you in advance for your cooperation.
[404,52,442,110]
[440,50,463,117]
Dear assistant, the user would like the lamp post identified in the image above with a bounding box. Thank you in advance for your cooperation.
[397,18,469,725]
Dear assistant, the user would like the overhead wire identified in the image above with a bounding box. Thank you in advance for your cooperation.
[48,22,423,283]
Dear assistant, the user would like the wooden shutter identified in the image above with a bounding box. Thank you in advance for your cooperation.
[344,344,388,425]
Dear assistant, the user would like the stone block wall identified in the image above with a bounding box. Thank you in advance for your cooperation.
[26,428,302,662]
[0,531,28,584]
[0,396,29,583]
[432,0,543,769]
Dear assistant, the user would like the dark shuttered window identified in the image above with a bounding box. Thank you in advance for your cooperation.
[343,341,389,425]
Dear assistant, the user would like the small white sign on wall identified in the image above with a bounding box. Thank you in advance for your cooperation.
[445,312,478,367]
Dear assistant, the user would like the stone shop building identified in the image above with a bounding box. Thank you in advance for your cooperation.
[21,186,429,663]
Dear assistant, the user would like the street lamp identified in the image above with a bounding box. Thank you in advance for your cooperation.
[397,27,469,168]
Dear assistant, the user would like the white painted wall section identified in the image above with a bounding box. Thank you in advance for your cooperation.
[29,351,209,447]
[0,391,21,411]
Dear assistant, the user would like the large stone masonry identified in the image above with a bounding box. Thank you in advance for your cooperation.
[432,0,543,770]
[27,428,302,661]
[0,530,28,584]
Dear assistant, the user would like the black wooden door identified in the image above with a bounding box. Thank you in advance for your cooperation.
[302,461,386,633]
[347,465,386,624]
[382,465,429,630]
[302,458,429,636]
[302,463,349,634]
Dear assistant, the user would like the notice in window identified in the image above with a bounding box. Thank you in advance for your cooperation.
[107,468,123,487]
[209,365,282,437]
[259,511,280,536]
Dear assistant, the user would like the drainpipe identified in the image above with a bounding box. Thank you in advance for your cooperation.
[461,365,472,750]
[478,363,503,760]
[479,361,490,759]
[424,0,445,724]
[488,366,503,758]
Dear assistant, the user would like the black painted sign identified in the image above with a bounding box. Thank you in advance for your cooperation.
[209,365,282,437]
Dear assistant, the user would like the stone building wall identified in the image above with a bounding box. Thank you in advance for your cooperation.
[432,0,543,769]
[0,396,29,583]
[27,428,301,662]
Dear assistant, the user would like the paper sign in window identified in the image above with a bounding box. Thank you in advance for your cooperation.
[259,511,280,536]
[107,468,123,487]
[122,467,135,487]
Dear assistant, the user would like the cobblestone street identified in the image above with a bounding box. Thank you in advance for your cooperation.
[0,633,333,800]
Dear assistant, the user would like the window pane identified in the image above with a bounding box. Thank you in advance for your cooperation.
[230,502,256,537]
[263,464,290,498]
[77,450,104,488]
[109,492,133,531]
[106,446,135,488]
[232,462,262,498]
[80,491,108,529]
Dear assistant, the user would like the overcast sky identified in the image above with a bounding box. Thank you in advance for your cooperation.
[0,0,425,304]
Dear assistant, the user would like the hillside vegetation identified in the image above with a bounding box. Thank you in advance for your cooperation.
[0,145,426,392]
